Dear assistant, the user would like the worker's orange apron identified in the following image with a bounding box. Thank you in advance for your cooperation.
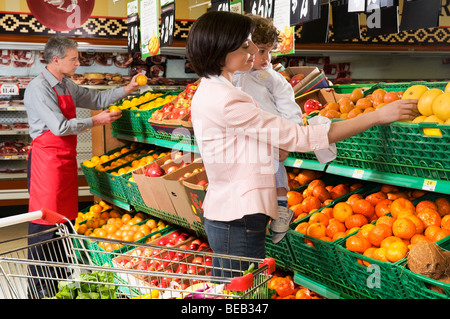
[28,86,78,224]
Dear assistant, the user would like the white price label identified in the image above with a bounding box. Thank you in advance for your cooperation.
[352,169,364,179]
[292,159,303,168]
[422,179,437,191]
[0,84,20,95]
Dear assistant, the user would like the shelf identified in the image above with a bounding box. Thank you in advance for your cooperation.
[89,188,132,212]
[326,163,450,195]
[0,155,27,160]
[284,157,327,171]
[293,273,345,299]
[0,129,29,135]
[112,131,199,153]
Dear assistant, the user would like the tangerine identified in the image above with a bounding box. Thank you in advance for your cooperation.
[294,222,309,234]
[410,234,430,245]
[404,214,425,234]
[345,214,369,229]
[392,218,416,240]
[383,91,400,104]
[301,196,322,214]
[424,225,442,242]
[358,223,376,240]
[372,88,387,101]
[312,185,331,202]
[368,224,393,247]
[338,97,354,113]
[433,229,450,242]
[362,247,377,266]
[346,235,371,253]
[376,215,395,228]
[309,212,330,226]
[386,241,408,262]
[365,191,388,206]
[290,203,304,218]
[417,208,442,228]
[441,215,450,231]
[375,199,392,217]
[306,222,327,239]
[346,193,364,207]
[349,88,364,103]
[435,197,450,217]
[325,221,346,238]
[372,247,388,262]
[333,202,353,223]
[352,199,375,218]
[287,191,304,207]
[380,236,403,249]
[390,198,415,218]
[415,200,438,213]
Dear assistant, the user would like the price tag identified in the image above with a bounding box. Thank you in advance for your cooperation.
[244,0,274,19]
[211,0,230,11]
[352,169,364,179]
[160,1,175,47]
[0,84,20,95]
[292,159,303,168]
[422,179,437,192]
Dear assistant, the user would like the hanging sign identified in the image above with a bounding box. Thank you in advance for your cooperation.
[211,0,230,11]
[348,0,365,12]
[290,0,300,26]
[230,0,244,14]
[26,0,94,32]
[160,0,175,47]
[298,0,320,24]
[244,0,274,19]
[273,0,295,55]
[127,0,140,54]
[299,1,329,43]
[366,0,380,12]
[366,5,398,37]
[331,1,361,42]
[380,0,397,7]
[140,0,160,58]
[399,0,441,32]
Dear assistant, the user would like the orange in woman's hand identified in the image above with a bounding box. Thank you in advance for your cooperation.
[136,74,148,86]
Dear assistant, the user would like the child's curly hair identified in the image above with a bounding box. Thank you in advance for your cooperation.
[247,14,281,47]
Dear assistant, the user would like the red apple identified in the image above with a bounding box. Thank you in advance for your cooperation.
[166,166,178,174]
[196,180,208,187]
[145,163,164,177]
[176,264,187,274]
[290,73,305,87]
[204,256,212,266]
[157,237,169,246]
[192,256,204,265]
[304,99,323,115]
[180,162,189,168]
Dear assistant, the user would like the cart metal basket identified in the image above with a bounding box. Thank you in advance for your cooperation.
[0,209,275,299]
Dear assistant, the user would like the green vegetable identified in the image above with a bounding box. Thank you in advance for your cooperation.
[52,271,117,299]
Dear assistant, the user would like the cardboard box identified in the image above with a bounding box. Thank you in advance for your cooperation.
[162,160,205,225]
[284,66,330,96]
[295,88,349,113]
[181,170,208,225]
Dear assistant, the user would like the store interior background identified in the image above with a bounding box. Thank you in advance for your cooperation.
[0,0,449,217]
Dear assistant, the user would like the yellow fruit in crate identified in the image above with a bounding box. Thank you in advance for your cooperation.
[445,118,450,125]
[417,88,443,116]
[402,85,429,100]
[424,115,444,124]
[445,82,450,93]
[412,115,427,123]
[431,92,450,121]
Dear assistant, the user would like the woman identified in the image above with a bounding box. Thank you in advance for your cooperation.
[186,11,417,277]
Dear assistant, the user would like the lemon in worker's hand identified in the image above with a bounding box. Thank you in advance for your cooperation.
[136,74,148,86]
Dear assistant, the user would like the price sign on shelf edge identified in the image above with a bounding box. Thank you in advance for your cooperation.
[0,84,20,96]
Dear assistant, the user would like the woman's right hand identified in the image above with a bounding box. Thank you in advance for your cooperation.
[374,99,419,124]
[91,109,122,126]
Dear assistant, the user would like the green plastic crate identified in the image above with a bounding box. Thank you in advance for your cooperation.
[363,81,448,95]
[396,237,450,299]
[330,83,375,94]
[137,205,192,231]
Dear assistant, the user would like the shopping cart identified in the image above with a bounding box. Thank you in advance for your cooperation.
[0,209,275,299]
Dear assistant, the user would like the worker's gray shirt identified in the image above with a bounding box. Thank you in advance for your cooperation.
[24,68,127,139]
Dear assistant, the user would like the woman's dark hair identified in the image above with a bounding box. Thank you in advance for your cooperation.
[186,11,254,78]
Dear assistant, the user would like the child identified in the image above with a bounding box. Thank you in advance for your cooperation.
[233,15,336,243]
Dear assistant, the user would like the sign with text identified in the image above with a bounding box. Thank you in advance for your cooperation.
[299,2,329,43]
[160,1,175,47]
[211,0,230,11]
[298,0,320,24]
[140,0,160,58]
[244,0,274,18]
[127,0,140,53]
[273,0,294,55]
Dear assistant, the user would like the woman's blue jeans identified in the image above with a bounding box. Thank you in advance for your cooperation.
[204,213,269,279]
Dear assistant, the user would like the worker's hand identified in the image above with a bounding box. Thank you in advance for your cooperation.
[123,73,143,94]
[92,109,122,126]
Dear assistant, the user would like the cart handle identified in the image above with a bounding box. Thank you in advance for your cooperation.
[0,208,66,228]
[260,257,276,275]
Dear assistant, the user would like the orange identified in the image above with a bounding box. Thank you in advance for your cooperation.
[441,215,450,231]
[417,208,442,228]
[362,247,377,266]
[306,222,327,239]
[435,197,450,217]
[376,215,395,228]
[301,196,322,214]
[372,88,387,101]
[105,224,119,235]
[346,193,364,207]
[146,219,157,230]
[311,185,331,202]
[324,109,341,119]
[333,202,353,223]
[375,199,392,217]
[338,97,354,113]
[329,184,350,200]
[332,232,346,241]
[345,214,369,229]
[355,97,373,109]
[390,198,415,218]
[424,225,442,242]
[410,234,430,245]
[387,191,408,201]
[392,218,416,240]
[321,207,334,219]
[309,212,330,226]
[386,241,408,262]
[294,222,309,234]
[365,191,388,206]
[346,235,371,254]
[349,88,364,103]
[290,203,304,218]
[383,91,400,104]
[136,74,148,86]
[90,204,103,214]
[380,184,399,193]
[433,229,450,242]
[358,223,376,240]
[324,102,340,111]
[368,224,392,247]
[352,199,375,218]
[404,214,425,234]
[347,108,362,119]
[307,179,326,191]
[326,221,346,238]
[415,200,438,214]
[287,191,303,207]
[372,247,388,262]
[380,236,403,249]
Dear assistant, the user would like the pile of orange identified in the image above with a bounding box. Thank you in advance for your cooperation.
[318,88,403,120]
[269,272,323,299]
[287,178,363,225]
[344,189,450,265]
[286,168,323,190]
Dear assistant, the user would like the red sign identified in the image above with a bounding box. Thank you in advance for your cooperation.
[27,0,95,31]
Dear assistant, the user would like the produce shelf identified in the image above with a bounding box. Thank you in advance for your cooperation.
[89,188,132,211]
[283,156,327,171]
[326,163,450,194]
[112,131,199,153]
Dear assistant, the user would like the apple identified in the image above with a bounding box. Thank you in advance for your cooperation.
[192,256,204,265]
[304,99,323,114]
[279,70,291,82]
[176,264,187,274]
[136,261,148,271]
[197,180,208,187]
[167,166,178,174]
[157,237,169,246]
[145,163,164,177]
[187,265,198,274]
[204,256,213,266]
[198,242,209,251]
[170,231,180,239]
[183,172,192,178]
[290,73,305,87]
[180,162,189,168]
[191,239,202,246]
